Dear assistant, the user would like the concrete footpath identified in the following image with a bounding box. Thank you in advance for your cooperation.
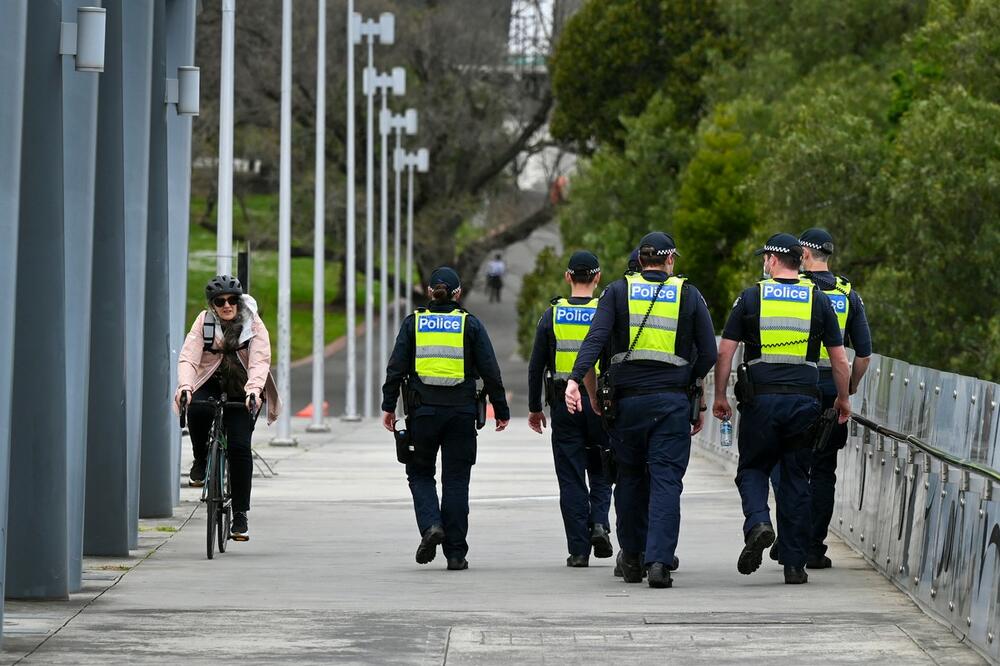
[1,417,986,665]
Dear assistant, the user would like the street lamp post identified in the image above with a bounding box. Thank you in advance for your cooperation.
[216,0,236,275]
[381,108,417,333]
[342,3,361,422]
[365,66,405,406]
[395,147,429,314]
[307,0,330,433]
[355,12,394,418]
[272,0,296,445]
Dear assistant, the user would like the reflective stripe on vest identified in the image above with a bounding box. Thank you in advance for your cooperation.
[414,309,467,386]
[612,275,688,366]
[816,277,851,367]
[756,278,815,366]
[552,297,598,379]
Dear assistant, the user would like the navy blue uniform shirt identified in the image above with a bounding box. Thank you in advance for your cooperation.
[569,270,718,390]
[381,300,511,420]
[722,278,843,386]
[527,296,610,413]
[803,270,872,393]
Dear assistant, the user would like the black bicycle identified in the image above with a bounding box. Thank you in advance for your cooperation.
[181,393,255,560]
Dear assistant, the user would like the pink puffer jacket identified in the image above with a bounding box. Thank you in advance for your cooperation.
[174,298,281,424]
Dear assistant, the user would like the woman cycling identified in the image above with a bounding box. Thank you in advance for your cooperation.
[381,267,510,571]
[174,275,280,542]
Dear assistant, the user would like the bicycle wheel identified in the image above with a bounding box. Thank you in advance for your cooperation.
[217,454,229,553]
[205,440,222,560]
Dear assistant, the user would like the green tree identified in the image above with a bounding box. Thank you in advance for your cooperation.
[549,0,728,149]
[672,103,763,323]
[866,87,1000,379]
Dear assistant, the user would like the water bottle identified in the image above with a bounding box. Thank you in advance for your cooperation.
[720,417,733,448]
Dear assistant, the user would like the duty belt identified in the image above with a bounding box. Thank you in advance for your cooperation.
[753,384,821,401]
[616,386,688,400]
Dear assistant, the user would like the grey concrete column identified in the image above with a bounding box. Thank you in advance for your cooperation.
[165,0,198,507]
[85,0,131,556]
[121,0,156,549]
[83,0,156,554]
[140,0,174,518]
[0,0,28,635]
[8,0,71,600]
[60,0,101,593]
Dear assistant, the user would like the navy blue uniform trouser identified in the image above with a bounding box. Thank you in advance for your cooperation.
[770,390,848,558]
[610,392,690,567]
[405,404,477,560]
[550,395,612,557]
[736,394,820,568]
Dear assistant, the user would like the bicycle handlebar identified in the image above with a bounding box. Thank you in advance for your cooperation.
[180,394,258,431]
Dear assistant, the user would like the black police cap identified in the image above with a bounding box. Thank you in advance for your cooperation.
[638,232,681,257]
[429,266,461,292]
[567,250,600,275]
[754,233,803,257]
[798,228,835,254]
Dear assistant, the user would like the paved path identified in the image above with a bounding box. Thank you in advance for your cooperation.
[2,418,984,664]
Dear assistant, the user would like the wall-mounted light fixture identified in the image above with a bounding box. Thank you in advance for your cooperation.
[59,6,107,73]
[166,66,200,116]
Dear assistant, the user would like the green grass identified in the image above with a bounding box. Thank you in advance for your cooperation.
[186,224,358,361]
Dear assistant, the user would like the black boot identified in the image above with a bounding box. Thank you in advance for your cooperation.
[590,524,613,559]
[806,554,832,569]
[447,557,468,571]
[738,523,776,575]
[784,566,809,584]
[566,554,589,568]
[617,551,643,583]
[415,525,445,564]
[647,562,673,589]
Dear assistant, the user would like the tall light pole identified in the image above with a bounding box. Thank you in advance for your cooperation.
[216,0,236,275]
[342,5,361,422]
[364,65,405,411]
[272,0,296,446]
[356,12,394,418]
[381,108,417,333]
[396,147,429,314]
[308,0,330,433]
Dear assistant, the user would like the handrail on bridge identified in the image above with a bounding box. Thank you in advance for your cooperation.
[850,413,1000,485]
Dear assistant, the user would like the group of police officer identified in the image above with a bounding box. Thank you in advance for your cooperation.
[381,228,870,587]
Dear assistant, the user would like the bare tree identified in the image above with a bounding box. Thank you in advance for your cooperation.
[193,0,574,295]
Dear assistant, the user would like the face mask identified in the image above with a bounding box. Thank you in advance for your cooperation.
[762,259,772,280]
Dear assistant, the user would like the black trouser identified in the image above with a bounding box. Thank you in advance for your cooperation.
[188,379,253,512]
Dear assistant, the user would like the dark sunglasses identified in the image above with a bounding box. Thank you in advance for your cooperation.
[212,296,240,307]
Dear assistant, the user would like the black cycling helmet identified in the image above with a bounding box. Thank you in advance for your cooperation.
[205,275,243,301]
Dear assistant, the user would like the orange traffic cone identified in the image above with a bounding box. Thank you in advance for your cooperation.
[295,401,330,418]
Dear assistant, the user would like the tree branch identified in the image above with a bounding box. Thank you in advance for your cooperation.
[466,91,554,195]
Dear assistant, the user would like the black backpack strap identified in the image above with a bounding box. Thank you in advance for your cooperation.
[202,311,217,352]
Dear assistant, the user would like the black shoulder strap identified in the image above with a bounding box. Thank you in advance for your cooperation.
[202,311,216,352]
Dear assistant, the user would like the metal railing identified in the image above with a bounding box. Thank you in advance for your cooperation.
[696,352,1000,664]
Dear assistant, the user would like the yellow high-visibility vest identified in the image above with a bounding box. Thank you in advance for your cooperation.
[612,275,688,366]
[552,297,598,379]
[814,276,851,367]
[754,278,816,366]
[414,309,466,386]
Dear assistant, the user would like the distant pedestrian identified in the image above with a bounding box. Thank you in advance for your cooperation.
[486,253,506,303]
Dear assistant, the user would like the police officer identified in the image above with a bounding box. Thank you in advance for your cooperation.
[381,267,511,571]
[527,251,613,567]
[770,228,872,568]
[713,233,852,585]
[564,232,717,589]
